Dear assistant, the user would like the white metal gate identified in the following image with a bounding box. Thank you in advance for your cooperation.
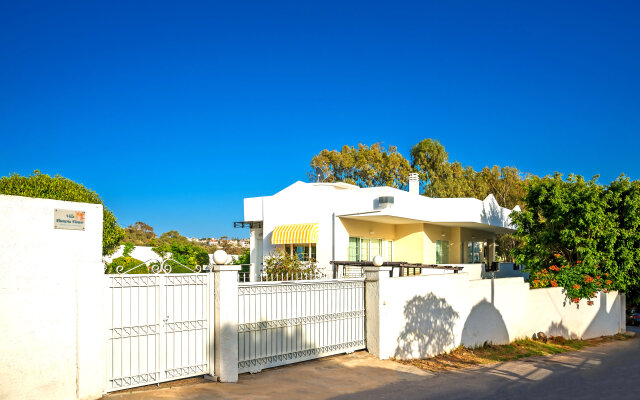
[105,264,211,392]
[237,278,365,373]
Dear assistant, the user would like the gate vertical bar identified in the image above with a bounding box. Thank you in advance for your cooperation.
[206,271,216,380]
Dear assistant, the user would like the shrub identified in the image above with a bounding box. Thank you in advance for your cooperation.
[0,170,124,255]
[233,249,250,265]
[105,256,148,274]
[530,253,613,304]
[262,249,320,280]
[152,241,210,273]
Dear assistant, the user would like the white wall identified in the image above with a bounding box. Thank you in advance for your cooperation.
[368,270,625,360]
[0,195,105,400]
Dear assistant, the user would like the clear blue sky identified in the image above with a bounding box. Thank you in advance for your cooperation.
[1,1,639,238]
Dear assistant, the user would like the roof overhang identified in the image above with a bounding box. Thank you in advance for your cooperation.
[337,210,514,234]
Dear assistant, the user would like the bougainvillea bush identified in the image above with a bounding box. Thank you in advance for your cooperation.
[512,174,640,305]
[530,254,613,305]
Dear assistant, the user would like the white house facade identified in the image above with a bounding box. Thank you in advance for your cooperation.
[242,176,517,278]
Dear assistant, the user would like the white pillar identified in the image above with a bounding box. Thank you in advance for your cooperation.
[364,266,392,359]
[488,239,496,263]
[620,293,627,333]
[249,228,263,281]
[213,264,241,382]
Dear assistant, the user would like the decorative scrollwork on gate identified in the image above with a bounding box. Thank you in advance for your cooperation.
[113,258,206,275]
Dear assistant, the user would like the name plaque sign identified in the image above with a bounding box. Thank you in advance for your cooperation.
[54,209,85,230]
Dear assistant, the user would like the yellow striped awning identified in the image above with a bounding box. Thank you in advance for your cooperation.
[271,223,319,245]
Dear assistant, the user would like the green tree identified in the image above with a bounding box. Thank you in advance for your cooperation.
[152,241,210,272]
[233,249,250,265]
[153,230,189,245]
[602,176,640,302]
[310,143,412,189]
[122,241,135,257]
[480,166,526,209]
[511,174,621,303]
[410,138,449,194]
[123,221,156,245]
[0,170,124,255]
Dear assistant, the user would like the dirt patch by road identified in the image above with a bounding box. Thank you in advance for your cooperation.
[394,333,635,373]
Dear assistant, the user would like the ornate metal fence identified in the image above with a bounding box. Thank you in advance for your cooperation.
[237,278,366,373]
[105,260,211,392]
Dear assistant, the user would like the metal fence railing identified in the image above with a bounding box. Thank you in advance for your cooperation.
[237,278,366,373]
[258,270,327,282]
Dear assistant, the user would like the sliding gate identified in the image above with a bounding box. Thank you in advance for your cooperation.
[105,263,211,392]
[238,278,365,373]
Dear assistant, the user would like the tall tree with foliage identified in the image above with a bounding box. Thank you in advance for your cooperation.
[480,166,526,209]
[602,176,640,302]
[123,221,156,245]
[0,170,124,255]
[310,143,412,189]
[410,139,449,195]
[510,173,640,303]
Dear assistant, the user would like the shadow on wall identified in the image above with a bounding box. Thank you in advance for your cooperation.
[582,292,622,339]
[394,294,460,359]
[460,300,509,347]
[480,195,510,228]
[546,320,570,338]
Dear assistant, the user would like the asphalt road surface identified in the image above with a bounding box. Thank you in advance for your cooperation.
[338,327,640,400]
[108,327,640,400]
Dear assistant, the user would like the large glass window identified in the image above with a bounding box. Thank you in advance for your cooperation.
[360,238,370,261]
[370,239,382,259]
[349,237,360,261]
[436,240,450,264]
[467,242,482,263]
[385,240,393,262]
[348,237,384,261]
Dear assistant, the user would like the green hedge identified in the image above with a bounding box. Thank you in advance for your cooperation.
[0,170,124,255]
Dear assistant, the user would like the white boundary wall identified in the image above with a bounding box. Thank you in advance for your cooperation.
[365,268,626,360]
[0,195,105,400]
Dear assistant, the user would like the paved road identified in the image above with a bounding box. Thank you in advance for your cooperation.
[108,327,640,400]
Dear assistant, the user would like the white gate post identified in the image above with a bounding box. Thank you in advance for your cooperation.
[364,266,392,359]
[213,264,241,383]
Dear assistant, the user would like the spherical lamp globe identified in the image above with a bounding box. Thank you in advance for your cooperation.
[372,255,384,267]
[213,250,229,265]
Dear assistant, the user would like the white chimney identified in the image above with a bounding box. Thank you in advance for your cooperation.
[409,173,419,195]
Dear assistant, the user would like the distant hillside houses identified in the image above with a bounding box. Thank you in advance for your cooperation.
[188,237,250,248]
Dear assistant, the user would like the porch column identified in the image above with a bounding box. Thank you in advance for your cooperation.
[364,266,392,359]
[488,239,496,263]
[213,264,241,383]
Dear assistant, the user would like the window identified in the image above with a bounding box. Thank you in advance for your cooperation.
[285,244,316,261]
[386,240,393,262]
[348,237,383,261]
[370,239,382,259]
[436,240,450,264]
[360,238,370,261]
[349,237,360,261]
[467,242,482,263]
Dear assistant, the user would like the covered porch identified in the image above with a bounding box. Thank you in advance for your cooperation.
[336,212,513,267]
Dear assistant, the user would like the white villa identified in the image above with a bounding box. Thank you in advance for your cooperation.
[241,174,517,278]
